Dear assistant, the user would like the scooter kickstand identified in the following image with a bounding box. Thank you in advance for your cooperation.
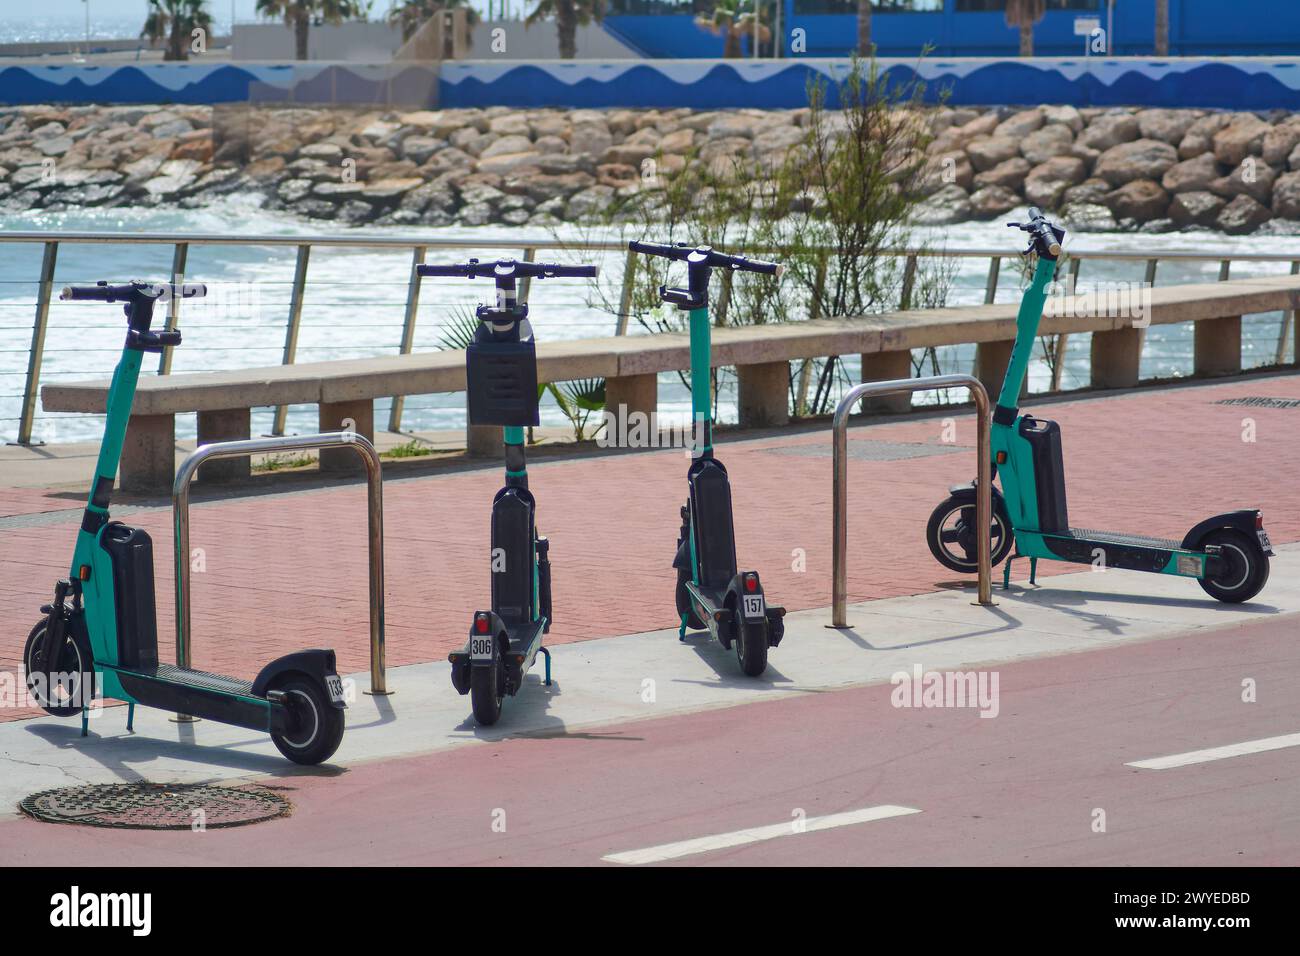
[1029,557,1038,586]
[678,613,689,641]
[80,705,88,738]
[539,646,552,686]
[126,702,135,733]
[1002,555,1013,591]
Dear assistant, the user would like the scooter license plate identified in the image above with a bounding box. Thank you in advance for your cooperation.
[325,674,345,704]
[470,635,495,661]
[1258,529,1273,553]
[742,593,766,621]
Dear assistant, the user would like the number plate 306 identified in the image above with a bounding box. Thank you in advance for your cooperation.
[470,635,495,660]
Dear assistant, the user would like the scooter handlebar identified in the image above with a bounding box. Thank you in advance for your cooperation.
[1008,207,1064,258]
[59,281,207,302]
[628,240,784,277]
[417,258,599,281]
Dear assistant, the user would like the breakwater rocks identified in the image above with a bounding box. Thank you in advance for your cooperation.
[3,102,1300,234]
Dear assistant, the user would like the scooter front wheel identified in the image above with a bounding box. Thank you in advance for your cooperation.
[23,619,93,718]
[926,495,1013,574]
[734,613,768,678]
[471,661,504,726]
[1198,529,1270,604]
[270,676,345,765]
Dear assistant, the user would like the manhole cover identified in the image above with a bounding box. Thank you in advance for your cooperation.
[1215,396,1300,409]
[765,440,967,461]
[19,783,291,830]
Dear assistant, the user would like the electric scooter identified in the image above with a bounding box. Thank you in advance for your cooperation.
[925,208,1273,603]
[421,258,598,725]
[627,241,787,676]
[23,280,347,765]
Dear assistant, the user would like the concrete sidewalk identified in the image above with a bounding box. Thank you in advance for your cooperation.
[0,546,1295,822]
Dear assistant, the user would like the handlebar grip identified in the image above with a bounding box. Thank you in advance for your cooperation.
[540,264,600,279]
[730,256,783,277]
[60,284,130,302]
[175,283,207,299]
[417,264,473,278]
[628,240,690,261]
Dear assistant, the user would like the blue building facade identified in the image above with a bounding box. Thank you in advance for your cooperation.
[604,0,1300,59]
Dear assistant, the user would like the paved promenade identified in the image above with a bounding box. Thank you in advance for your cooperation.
[2,372,1298,723]
[0,372,1298,865]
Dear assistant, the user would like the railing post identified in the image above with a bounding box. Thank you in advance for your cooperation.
[1144,257,1159,285]
[983,255,1001,305]
[1218,259,1231,282]
[387,245,426,433]
[1278,260,1299,366]
[899,254,918,310]
[272,244,311,436]
[616,246,637,335]
[518,246,537,303]
[17,241,58,445]
[158,241,189,375]
[1050,258,1083,392]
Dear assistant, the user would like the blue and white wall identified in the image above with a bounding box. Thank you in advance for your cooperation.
[6,57,1300,111]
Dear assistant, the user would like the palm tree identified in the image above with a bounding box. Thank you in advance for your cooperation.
[857,0,872,56]
[1154,0,1169,55]
[256,0,365,61]
[141,0,213,61]
[525,0,605,61]
[1004,0,1045,57]
[387,0,480,48]
[695,0,771,59]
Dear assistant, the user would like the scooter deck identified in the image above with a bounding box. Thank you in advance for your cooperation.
[111,663,276,733]
[1059,528,1187,551]
[1025,527,1205,577]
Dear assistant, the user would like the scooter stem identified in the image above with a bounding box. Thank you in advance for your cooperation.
[688,305,713,454]
[997,254,1058,413]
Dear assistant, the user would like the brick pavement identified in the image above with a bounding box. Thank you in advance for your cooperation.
[2,373,1297,721]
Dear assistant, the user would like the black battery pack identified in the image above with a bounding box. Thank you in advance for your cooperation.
[100,522,160,670]
[1018,416,1070,534]
[467,339,540,427]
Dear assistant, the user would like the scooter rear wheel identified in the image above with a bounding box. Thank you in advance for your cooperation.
[23,619,93,718]
[1197,529,1269,604]
[734,613,768,678]
[471,660,504,726]
[270,676,345,765]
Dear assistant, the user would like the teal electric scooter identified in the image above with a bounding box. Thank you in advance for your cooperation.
[628,241,787,676]
[23,280,347,764]
[925,209,1273,603]
[420,258,598,725]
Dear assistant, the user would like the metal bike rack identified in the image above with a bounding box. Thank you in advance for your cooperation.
[172,432,389,717]
[832,374,995,627]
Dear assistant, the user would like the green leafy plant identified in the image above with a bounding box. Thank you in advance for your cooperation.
[254,452,318,473]
[544,378,606,442]
[383,438,434,459]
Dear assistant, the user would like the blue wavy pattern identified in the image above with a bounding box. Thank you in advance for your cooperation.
[2,59,1300,111]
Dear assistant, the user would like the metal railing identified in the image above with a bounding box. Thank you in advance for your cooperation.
[831,374,994,627]
[4,229,1298,444]
[172,432,389,718]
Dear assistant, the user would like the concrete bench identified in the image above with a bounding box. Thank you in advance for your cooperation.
[42,274,1300,493]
